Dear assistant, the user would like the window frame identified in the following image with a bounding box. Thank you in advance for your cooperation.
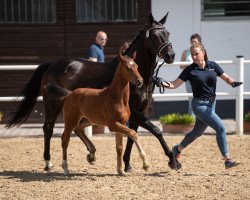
[76,0,138,24]
[201,0,250,21]
[0,0,56,24]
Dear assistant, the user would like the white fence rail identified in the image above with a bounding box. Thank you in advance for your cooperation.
[0,56,250,135]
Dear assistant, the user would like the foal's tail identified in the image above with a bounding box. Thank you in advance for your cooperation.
[44,83,71,100]
[6,61,52,128]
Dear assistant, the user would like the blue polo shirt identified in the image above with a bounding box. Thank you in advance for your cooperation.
[179,60,224,99]
[88,43,105,63]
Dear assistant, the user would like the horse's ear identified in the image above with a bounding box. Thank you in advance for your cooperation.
[132,51,137,60]
[159,12,169,25]
[147,13,154,26]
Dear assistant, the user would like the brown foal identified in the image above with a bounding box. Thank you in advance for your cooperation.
[45,48,149,176]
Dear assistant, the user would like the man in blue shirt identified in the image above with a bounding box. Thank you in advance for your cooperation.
[86,31,108,135]
[88,31,107,62]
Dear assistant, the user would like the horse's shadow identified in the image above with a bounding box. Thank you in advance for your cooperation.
[0,170,118,182]
[145,171,171,177]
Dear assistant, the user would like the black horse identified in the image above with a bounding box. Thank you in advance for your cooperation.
[6,13,181,171]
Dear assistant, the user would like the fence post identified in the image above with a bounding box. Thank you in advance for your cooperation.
[236,55,244,135]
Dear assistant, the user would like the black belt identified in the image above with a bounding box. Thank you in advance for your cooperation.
[194,96,215,102]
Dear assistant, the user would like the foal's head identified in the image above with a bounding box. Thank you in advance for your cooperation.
[118,47,143,88]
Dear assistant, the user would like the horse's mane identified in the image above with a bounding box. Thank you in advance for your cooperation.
[107,29,145,67]
[110,20,160,60]
[107,20,161,68]
[123,29,144,55]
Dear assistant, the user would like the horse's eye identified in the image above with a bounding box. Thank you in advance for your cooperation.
[126,63,132,69]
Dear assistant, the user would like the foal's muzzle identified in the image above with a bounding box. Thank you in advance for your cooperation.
[135,78,143,88]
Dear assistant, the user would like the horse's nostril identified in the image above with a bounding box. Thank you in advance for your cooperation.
[171,53,175,59]
[165,52,175,59]
[171,51,176,57]
[163,53,175,64]
[166,51,175,57]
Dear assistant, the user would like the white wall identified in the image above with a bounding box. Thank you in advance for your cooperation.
[151,0,250,100]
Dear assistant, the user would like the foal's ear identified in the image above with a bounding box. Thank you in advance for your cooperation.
[159,12,169,25]
[147,13,154,26]
[118,46,125,61]
[132,51,137,60]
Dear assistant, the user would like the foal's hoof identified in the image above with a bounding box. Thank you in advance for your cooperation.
[117,170,127,176]
[168,160,182,170]
[124,165,133,173]
[87,154,96,165]
[143,164,149,172]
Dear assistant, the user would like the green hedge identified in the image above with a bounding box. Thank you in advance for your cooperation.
[244,112,250,122]
[159,113,195,125]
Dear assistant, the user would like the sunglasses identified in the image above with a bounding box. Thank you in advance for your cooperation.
[98,37,108,41]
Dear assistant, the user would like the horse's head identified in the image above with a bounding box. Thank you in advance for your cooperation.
[118,47,143,88]
[144,13,175,64]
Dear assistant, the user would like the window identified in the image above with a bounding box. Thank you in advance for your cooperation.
[202,0,250,20]
[0,0,56,23]
[76,0,138,22]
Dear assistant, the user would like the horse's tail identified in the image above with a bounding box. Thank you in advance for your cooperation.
[5,61,52,128]
[44,83,71,100]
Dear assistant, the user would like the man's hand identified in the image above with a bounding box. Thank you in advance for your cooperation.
[231,82,243,88]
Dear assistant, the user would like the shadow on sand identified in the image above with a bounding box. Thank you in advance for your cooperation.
[0,170,120,182]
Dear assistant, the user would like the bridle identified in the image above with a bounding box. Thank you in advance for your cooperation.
[145,25,172,94]
[145,25,172,58]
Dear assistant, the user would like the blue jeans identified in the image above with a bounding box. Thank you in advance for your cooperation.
[180,98,229,157]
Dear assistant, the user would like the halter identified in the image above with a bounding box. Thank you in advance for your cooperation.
[145,25,172,58]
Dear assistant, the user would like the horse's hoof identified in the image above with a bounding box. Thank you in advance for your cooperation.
[124,165,133,173]
[168,160,182,170]
[63,169,70,176]
[44,166,51,171]
[87,154,96,165]
[62,165,69,176]
[44,161,53,171]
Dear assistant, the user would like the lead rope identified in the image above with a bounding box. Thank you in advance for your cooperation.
[147,59,166,94]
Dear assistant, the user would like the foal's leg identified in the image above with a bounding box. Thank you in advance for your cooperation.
[115,133,126,176]
[109,122,149,173]
[123,121,139,172]
[61,113,81,175]
[74,124,96,165]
